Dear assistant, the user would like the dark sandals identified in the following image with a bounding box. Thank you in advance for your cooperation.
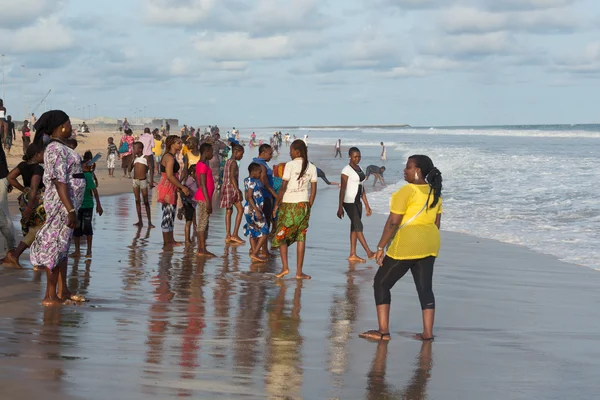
[359,330,391,341]
[414,333,434,341]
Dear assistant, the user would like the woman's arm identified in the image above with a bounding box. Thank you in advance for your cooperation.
[362,186,372,216]
[375,212,404,266]
[164,154,189,193]
[6,167,25,193]
[309,181,317,208]
[435,214,441,230]
[53,180,77,228]
[337,174,348,219]
[272,180,288,218]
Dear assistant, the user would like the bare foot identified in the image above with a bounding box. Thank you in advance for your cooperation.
[231,236,246,244]
[148,223,155,228]
[133,222,143,227]
[275,269,289,279]
[250,254,267,263]
[260,252,274,258]
[58,290,73,301]
[69,251,81,258]
[296,273,312,280]
[348,255,366,263]
[196,250,217,258]
[224,236,232,243]
[42,296,63,306]
[2,251,22,268]
[359,330,391,341]
[172,241,184,247]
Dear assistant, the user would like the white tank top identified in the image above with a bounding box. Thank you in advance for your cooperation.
[0,110,5,118]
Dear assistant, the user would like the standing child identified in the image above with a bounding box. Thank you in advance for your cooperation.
[220,144,245,244]
[181,164,198,244]
[107,137,118,177]
[243,163,269,263]
[72,151,103,258]
[272,140,318,279]
[129,142,153,227]
[195,143,215,257]
[153,132,163,177]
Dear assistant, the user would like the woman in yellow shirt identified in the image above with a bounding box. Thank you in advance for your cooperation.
[360,155,443,342]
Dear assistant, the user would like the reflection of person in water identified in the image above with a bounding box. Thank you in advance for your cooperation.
[366,340,433,400]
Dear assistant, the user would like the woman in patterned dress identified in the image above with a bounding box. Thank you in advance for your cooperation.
[243,163,270,263]
[219,144,245,244]
[29,110,87,306]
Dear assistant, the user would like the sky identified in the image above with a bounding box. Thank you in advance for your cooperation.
[0,0,599,127]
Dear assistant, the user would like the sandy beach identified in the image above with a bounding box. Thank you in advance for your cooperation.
[1,138,600,399]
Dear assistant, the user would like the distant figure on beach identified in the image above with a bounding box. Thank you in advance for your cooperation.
[272,139,317,280]
[4,116,16,154]
[71,151,103,258]
[122,118,130,131]
[139,127,156,188]
[129,142,153,228]
[106,137,119,177]
[0,135,17,264]
[29,110,86,305]
[156,135,189,248]
[195,143,215,257]
[365,165,386,187]
[360,155,443,342]
[243,162,270,263]
[119,129,135,178]
[285,133,290,146]
[220,144,245,244]
[380,142,386,161]
[166,122,170,135]
[2,144,45,267]
[0,99,7,144]
[337,147,375,262]
[303,135,308,146]
[21,120,31,154]
[334,139,342,158]
[152,132,163,177]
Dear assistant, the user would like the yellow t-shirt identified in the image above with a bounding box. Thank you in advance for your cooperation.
[153,139,163,156]
[186,152,201,168]
[386,184,442,260]
[181,145,189,157]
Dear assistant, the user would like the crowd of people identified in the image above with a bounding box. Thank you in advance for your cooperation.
[0,108,445,342]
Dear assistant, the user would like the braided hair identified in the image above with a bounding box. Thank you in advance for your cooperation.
[408,155,442,209]
[164,135,181,153]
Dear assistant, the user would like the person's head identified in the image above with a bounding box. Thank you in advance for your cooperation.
[125,128,133,136]
[31,113,35,117]
[232,144,244,161]
[32,110,71,146]
[405,155,443,208]
[7,115,11,122]
[379,166,386,175]
[144,127,150,134]
[187,136,199,151]
[154,132,161,140]
[108,137,114,144]
[380,142,384,146]
[23,120,29,127]
[23,143,44,163]
[258,143,273,161]
[82,150,93,171]
[290,139,309,180]
[66,138,78,149]
[348,147,361,165]
[248,162,262,179]
[133,141,144,156]
[164,134,182,153]
[200,142,213,161]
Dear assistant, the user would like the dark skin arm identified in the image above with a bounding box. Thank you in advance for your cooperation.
[337,174,348,219]
[309,181,317,208]
[92,188,103,216]
[229,161,242,199]
[260,164,277,198]
[54,180,77,228]
[163,153,189,196]
[362,186,373,217]
[21,174,41,222]
[198,172,212,214]
[272,180,288,218]
[7,167,25,193]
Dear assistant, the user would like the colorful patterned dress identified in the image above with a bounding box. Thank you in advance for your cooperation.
[219,159,240,209]
[30,141,86,270]
[243,177,269,238]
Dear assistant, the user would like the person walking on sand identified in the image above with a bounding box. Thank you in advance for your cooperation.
[5,116,16,154]
[106,137,119,177]
[2,144,46,267]
[129,142,154,228]
[220,144,245,244]
[119,128,135,178]
[380,142,386,161]
[360,155,443,341]
[29,110,87,305]
[21,120,31,154]
[334,139,342,158]
[337,147,376,262]
[156,135,190,248]
[0,132,16,261]
[272,139,318,280]
[139,127,156,188]
[195,143,216,257]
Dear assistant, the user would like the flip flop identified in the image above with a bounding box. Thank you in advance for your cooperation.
[359,330,391,341]
[414,333,434,341]
[70,294,88,302]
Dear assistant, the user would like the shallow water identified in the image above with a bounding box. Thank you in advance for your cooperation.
[2,185,600,399]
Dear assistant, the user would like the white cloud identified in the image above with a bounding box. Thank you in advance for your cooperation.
[424,32,515,58]
[145,0,215,25]
[0,0,65,27]
[1,16,73,53]
[553,42,600,75]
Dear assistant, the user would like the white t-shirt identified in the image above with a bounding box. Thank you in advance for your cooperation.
[282,158,318,203]
[134,156,148,166]
[341,165,365,203]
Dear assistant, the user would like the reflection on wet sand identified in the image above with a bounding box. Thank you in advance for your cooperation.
[265,281,304,399]
[366,340,433,400]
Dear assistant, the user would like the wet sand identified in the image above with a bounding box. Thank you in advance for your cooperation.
[1,144,600,399]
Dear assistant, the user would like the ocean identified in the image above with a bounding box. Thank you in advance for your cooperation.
[249,124,600,271]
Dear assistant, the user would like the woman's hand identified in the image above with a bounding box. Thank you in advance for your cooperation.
[22,207,33,223]
[375,249,385,266]
[67,212,77,229]
[272,205,279,219]
[96,205,104,216]
[366,207,373,217]
[181,187,190,197]
[337,207,344,219]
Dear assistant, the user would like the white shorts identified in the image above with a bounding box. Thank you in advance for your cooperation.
[132,178,148,190]
[107,153,116,169]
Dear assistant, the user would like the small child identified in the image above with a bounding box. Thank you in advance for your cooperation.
[195,143,215,257]
[219,144,245,244]
[129,142,154,227]
[107,137,119,177]
[243,163,269,263]
[181,164,198,244]
[72,151,103,258]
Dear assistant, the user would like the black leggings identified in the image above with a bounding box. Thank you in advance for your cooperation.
[374,256,435,309]
[343,201,363,232]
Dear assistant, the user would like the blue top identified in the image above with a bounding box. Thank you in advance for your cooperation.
[252,157,274,199]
